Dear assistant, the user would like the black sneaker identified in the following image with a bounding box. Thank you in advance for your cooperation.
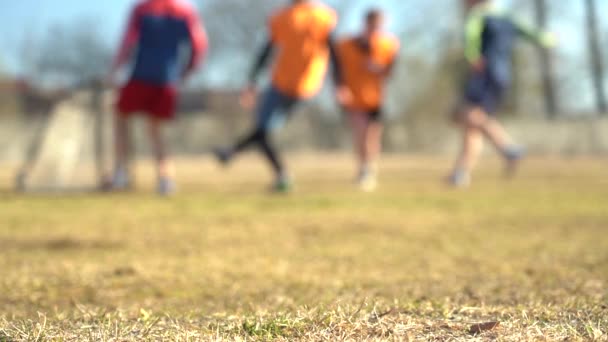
[213,147,232,166]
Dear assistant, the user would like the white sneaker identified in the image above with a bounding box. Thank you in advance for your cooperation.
[157,177,176,196]
[111,168,132,191]
[357,169,378,192]
[448,169,471,188]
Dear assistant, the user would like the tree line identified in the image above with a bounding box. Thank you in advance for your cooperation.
[12,0,608,118]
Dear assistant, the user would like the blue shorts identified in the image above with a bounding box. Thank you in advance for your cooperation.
[256,86,300,131]
[463,71,507,115]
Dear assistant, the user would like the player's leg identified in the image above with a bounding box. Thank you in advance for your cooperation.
[214,87,297,192]
[110,112,133,190]
[450,124,484,187]
[351,110,383,191]
[449,105,484,187]
[348,111,367,177]
[474,83,526,174]
[363,110,384,189]
[213,87,277,164]
[257,129,291,191]
[146,84,178,196]
[147,117,175,196]
[108,82,139,190]
[256,88,298,192]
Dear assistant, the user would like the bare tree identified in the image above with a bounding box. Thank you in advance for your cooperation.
[21,18,111,86]
[533,0,558,117]
[197,0,282,86]
[584,0,607,114]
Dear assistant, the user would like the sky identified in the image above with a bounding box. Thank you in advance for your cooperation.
[0,0,527,74]
[1,0,607,113]
[1,0,603,65]
[0,0,137,73]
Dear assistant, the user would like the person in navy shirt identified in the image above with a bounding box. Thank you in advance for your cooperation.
[448,0,556,188]
[107,0,207,195]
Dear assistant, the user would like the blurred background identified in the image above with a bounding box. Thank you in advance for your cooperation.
[1,0,608,167]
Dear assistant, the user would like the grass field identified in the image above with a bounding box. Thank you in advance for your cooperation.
[0,155,607,341]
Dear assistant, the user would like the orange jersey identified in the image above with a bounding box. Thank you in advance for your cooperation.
[269,2,337,99]
[337,34,399,111]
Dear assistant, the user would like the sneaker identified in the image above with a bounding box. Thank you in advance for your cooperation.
[503,146,526,178]
[157,177,176,196]
[213,147,232,166]
[357,170,378,192]
[110,168,132,191]
[448,169,471,188]
[271,176,292,194]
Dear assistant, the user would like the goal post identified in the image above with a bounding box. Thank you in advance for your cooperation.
[17,83,112,192]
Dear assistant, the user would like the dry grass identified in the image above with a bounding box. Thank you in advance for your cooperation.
[0,155,607,341]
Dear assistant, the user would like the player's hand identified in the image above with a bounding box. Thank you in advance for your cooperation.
[541,32,559,49]
[104,69,119,88]
[180,68,195,87]
[470,58,486,73]
[336,85,353,108]
[240,85,257,110]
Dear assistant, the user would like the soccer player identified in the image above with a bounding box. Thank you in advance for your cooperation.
[213,0,338,193]
[335,9,399,192]
[448,0,556,187]
[107,0,208,195]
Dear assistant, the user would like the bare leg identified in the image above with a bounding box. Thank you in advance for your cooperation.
[449,106,486,187]
[350,112,380,191]
[450,105,524,186]
[365,120,384,170]
[147,117,173,181]
[114,113,130,174]
[468,106,525,174]
[479,117,525,176]
[471,109,514,153]
[349,112,368,173]
[453,125,484,174]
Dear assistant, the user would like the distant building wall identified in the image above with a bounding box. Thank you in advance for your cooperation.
[2,88,608,164]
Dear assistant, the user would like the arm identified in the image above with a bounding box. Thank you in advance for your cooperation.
[184,11,209,78]
[464,10,485,66]
[238,39,274,110]
[328,34,343,86]
[512,18,556,48]
[248,40,274,85]
[377,40,400,78]
[384,55,398,79]
[111,8,140,73]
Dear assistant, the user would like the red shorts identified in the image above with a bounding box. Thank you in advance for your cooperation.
[116,80,177,120]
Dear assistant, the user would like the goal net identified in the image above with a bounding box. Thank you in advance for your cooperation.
[18,87,112,192]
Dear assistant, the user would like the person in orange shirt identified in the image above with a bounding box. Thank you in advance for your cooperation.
[336,9,399,192]
[214,0,338,193]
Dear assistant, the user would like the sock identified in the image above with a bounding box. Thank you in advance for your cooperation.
[258,132,284,177]
[233,131,259,154]
[503,145,525,160]
[232,129,285,178]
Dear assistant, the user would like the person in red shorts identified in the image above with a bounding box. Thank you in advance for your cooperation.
[107,0,208,195]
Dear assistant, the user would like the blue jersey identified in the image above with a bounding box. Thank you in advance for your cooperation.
[465,2,554,85]
[114,0,208,85]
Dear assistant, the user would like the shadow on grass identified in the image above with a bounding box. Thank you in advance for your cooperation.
[0,238,124,252]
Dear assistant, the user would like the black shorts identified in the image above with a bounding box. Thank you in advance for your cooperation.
[463,71,507,115]
[367,108,383,122]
